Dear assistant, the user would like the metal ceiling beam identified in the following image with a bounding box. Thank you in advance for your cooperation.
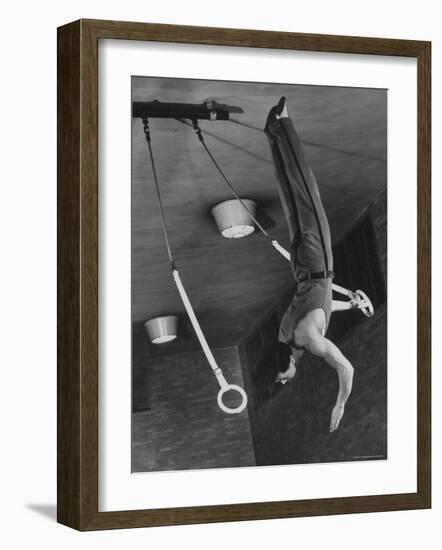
[132,100,230,120]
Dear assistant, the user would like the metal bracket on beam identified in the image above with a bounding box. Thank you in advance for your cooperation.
[132,100,230,121]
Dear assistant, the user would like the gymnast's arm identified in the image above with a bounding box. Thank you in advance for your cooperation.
[302,331,354,432]
[332,300,355,312]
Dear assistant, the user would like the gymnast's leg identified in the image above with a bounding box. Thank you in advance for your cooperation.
[265,97,333,276]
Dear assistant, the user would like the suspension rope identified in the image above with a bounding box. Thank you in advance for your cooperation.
[191,118,293,263]
[142,118,176,269]
[141,118,248,414]
[191,118,273,240]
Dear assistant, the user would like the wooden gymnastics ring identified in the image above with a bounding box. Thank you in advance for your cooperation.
[355,289,374,318]
[217,384,248,414]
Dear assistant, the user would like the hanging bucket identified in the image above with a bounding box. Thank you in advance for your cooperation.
[144,315,179,344]
[211,199,257,239]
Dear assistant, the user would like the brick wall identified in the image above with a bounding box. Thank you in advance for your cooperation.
[132,346,255,472]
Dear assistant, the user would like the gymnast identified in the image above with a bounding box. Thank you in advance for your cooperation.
[265,97,370,432]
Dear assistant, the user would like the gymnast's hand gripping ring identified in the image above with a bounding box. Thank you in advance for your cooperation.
[355,289,374,318]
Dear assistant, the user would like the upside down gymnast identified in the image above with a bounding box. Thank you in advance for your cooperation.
[265,96,367,433]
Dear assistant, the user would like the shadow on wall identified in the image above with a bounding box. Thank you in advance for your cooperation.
[25,504,57,522]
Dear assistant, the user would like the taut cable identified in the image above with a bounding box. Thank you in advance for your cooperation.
[142,117,176,270]
[191,118,272,240]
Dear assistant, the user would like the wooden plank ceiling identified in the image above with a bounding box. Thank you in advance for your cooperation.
[131,77,387,351]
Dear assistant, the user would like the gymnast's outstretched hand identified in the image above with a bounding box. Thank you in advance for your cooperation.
[330,403,345,432]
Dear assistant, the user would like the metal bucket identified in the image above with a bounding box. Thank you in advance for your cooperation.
[211,199,257,239]
[144,315,179,344]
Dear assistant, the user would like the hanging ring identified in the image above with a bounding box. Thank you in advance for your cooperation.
[354,289,375,318]
[217,384,248,414]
